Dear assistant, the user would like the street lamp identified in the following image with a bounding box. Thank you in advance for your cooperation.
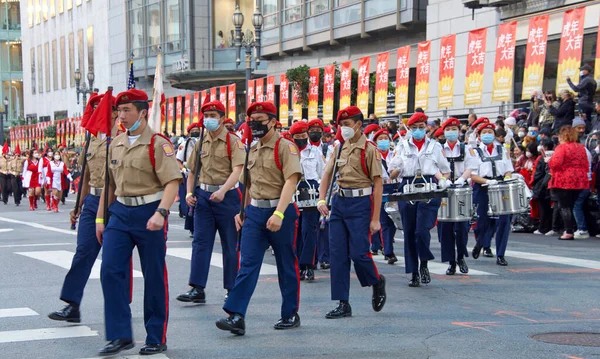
[74,68,95,109]
[233,5,263,104]
[0,97,7,145]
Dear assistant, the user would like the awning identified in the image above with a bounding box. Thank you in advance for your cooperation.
[166,69,248,91]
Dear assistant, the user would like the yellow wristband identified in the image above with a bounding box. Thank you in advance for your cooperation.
[185,193,193,199]
[273,211,285,220]
[317,200,326,206]
[95,218,104,224]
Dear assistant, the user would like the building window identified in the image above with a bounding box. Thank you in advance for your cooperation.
[2,2,21,30]
[263,0,278,29]
[52,40,58,91]
[42,0,48,21]
[129,0,144,58]
[60,36,66,89]
[0,41,22,72]
[165,0,181,53]
[213,0,256,49]
[147,3,160,55]
[307,0,329,17]
[283,0,301,23]
[30,48,36,95]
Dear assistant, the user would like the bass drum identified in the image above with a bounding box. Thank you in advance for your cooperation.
[487,181,529,216]
[437,185,473,222]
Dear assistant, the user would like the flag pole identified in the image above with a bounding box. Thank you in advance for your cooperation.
[102,87,114,225]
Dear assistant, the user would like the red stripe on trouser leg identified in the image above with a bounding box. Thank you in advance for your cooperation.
[129,259,133,303]
[368,195,381,279]
[161,218,169,345]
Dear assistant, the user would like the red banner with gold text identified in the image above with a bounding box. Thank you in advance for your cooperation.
[308,68,319,119]
[395,46,410,114]
[556,7,586,94]
[465,28,487,106]
[492,21,517,102]
[375,52,389,117]
[340,61,352,110]
[266,76,275,104]
[415,41,431,110]
[323,65,335,122]
[279,74,289,125]
[522,14,549,99]
[228,84,236,121]
[357,56,370,115]
[438,34,456,108]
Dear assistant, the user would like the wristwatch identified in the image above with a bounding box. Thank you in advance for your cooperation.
[156,208,169,218]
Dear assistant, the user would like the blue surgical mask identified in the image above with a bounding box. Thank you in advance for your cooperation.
[412,128,426,140]
[445,130,459,142]
[377,139,390,151]
[481,133,495,144]
[128,112,144,133]
[580,71,585,76]
[204,118,220,131]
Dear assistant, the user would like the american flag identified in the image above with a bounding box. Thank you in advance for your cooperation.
[127,60,136,89]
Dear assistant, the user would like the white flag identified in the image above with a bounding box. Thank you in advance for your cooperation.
[149,53,165,133]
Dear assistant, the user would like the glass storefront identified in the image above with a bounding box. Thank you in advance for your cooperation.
[213,0,257,49]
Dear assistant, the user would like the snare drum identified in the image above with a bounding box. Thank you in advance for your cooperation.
[487,181,529,215]
[438,185,473,222]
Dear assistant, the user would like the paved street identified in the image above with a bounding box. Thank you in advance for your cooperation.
[1,198,600,359]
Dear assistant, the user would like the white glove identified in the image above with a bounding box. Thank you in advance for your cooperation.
[67,174,73,181]
[438,178,449,189]
[486,179,498,186]
[454,177,466,186]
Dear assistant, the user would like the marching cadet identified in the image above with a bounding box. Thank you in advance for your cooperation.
[217,102,301,335]
[8,149,23,206]
[176,100,244,304]
[467,117,489,146]
[438,118,475,275]
[470,122,513,266]
[224,118,236,133]
[388,112,450,287]
[48,94,117,324]
[95,89,181,356]
[289,121,324,281]
[0,150,9,204]
[317,106,387,319]
[175,121,201,235]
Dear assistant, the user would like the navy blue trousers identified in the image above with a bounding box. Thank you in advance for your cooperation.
[439,221,470,263]
[473,184,510,257]
[329,195,381,301]
[224,203,300,318]
[318,222,330,263]
[190,187,240,290]
[101,201,168,345]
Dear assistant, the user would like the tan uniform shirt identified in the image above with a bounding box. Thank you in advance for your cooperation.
[8,158,22,175]
[324,134,382,188]
[0,157,7,174]
[108,125,182,197]
[242,133,302,200]
[86,132,113,189]
[188,129,245,185]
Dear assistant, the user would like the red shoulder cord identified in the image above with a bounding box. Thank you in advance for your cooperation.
[274,137,283,172]
[149,133,173,170]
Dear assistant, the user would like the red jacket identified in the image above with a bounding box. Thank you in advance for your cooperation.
[548,142,589,190]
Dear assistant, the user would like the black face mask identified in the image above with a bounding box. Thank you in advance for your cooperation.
[294,138,308,149]
[249,120,271,138]
[308,132,322,143]
[438,139,446,145]
[190,132,200,138]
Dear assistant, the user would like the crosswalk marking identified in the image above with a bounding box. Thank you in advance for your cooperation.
[371,256,496,276]
[80,355,170,359]
[503,250,600,270]
[167,247,279,275]
[0,216,76,236]
[0,308,39,318]
[0,243,72,248]
[0,228,14,233]
[15,250,143,279]
[0,326,98,343]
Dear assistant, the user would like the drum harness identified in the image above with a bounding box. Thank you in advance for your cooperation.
[296,147,319,208]
[446,143,465,182]
[474,144,504,180]
[401,139,440,204]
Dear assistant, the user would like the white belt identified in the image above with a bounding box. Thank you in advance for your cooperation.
[89,187,103,197]
[250,198,280,208]
[198,182,239,193]
[117,191,163,207]
[383,179,400,184]
[338,187,372,198]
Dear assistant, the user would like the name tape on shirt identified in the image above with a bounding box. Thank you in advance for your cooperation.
[289,144,298,155]
[162,143,175,157]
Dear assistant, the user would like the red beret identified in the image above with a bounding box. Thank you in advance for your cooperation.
[364,124,381,135]
[393,133,399,140]
[307,119,324,129]
[289,121,308,135]
[186,122,200,133]
[373,129,390,141]
[247,101,277,117]
[281,131,292,141]
[434,128,445,138]
[201,100,226,114]
[115,89,148,106]
[88,93,103,108]
[471,117,489,129]
[407,112,428,126]
[336,106,363,124]
[442,117,461,130]
[323,126,332,134]
[477,122,496,134]
[223,118,235,124]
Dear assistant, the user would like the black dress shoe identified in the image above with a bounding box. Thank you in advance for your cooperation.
[48,304,81,323]
[320,262,330,270]
[457,258,469,274]
[496,256,508,266]
[98,339,134,356]
[216,313,245,335]
[372,275,386,312]
[325,301,352,319]
[483,247,494,257]
[371,249,379,255]
[420,266,431,284]
[472,244,481,259]
[306,269,315,281]
[176,287,205,303]
[446,262,456,275]
[139,343,167,355]
[409,272,420,287]
[273,313,301,329]
[299,270,306,281]
[385,253,398,264]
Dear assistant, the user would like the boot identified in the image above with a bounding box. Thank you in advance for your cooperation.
[52,197,59,212]
[29,196,35,211]
[45,194,51,211]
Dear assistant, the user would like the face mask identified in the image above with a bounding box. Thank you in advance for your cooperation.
[54,155,61,161]
[439,139,446,145]
[33,153,40,159]
[190,132,200,138]
[445,130,459,142]
[341,126,355,141]
[518,132,525,138]
[47,152,53,157]
[294,138,308,149]
[528,131,537,137]
[580,71,585,76]
[204,118,220,131]
[128,111,144,132]
[249,120,271,138]
[377,139,390,151]
[526,152,532,158]
[308,132,322,143]
[481,133,495,144]
[412,128,426,140]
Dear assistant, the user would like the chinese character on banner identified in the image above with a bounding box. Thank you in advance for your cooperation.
[247,80,255,106]
[201,90,208,108]
[255,78,264,102]
[492,21,517,102]
[556,7,586,94]
[167,97,174,134]
[357,56,370,116]
[465,28,487,106]
[193,92,200,122]
[308,68,319,119]
[219,86,227,108]
[266,76,275,104]
[438,34,456,109]
[339,61,352,109]
[292,85,302,121]
[208,88,216,101]
[522,14,549,100]
[395,46,410,114]
[279,74,290,125]
[415,41,431,110]
[227,84,236,121]
[175,96,183,136]
[323,65,335,122]
[374,52,389,117]
[184,94,191,129]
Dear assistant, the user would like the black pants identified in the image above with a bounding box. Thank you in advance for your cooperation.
[9,175,21,205]
[0,173,10,204]
[61,178,70,203]
[552,189,581,235]
[537,197,553,233]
